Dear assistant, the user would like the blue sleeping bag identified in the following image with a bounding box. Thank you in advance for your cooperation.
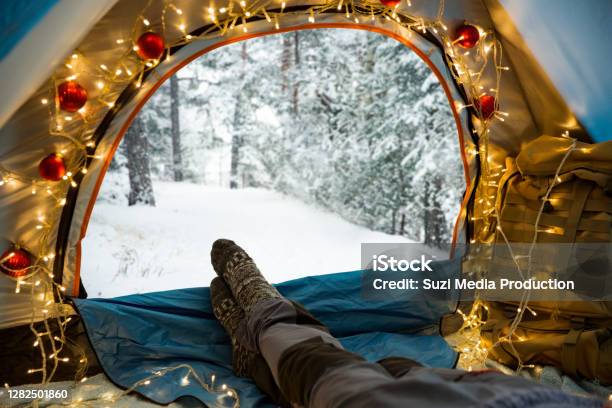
[73,266,459,407]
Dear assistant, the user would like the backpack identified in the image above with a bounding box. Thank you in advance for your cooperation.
[479,135,612,383]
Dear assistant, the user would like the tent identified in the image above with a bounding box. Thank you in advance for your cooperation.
[0,0,610,404]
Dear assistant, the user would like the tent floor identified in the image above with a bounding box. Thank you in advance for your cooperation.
[0,373,201,407]
[3,362,610,407]
[2,310,609,404]
[0,312,102,387]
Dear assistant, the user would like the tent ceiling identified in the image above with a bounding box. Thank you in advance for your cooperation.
[0,0,118,128]
[498,0,611,143]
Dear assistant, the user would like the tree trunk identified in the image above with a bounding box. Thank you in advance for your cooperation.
[229,117,241,189]
[281,35,291,94]
[422,176,447,248]
[430,176,448,247]
[363,39,376,149]
[423,178,431,245]
[126,115,155,206]
[169,75,183,182]
[292,31,300,116]
[229,42,248,189]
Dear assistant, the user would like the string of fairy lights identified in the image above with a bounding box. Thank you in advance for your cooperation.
[453,130,577,371]
[0,0,578,404]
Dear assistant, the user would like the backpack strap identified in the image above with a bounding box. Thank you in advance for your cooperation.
[564,181,594,241]
[561,328,583,378]
[561,317,586,378]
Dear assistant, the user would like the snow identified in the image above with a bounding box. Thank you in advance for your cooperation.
[81,182,437,298]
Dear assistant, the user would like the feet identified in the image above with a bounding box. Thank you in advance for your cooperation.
[209,241,311,407]
[210,239,281,315]
[210,277,257,377]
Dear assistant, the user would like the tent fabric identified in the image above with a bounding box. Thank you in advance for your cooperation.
[498,0,612,143]
[0,0,607,330]
[0,0,58,61]
[0,0,118,128]
[72,269,458,406]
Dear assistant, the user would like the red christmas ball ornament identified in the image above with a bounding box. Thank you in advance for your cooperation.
[474,94,497,119]
[380,0,401,7]
[1,247,32,278]
[39,153,67,181]
[136,32,165,60]
[455,24,480,48]
[57,81,88,112]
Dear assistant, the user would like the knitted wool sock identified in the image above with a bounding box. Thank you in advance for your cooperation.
[211,277,291,407]
[210,276,257,377]
[210,239,281,315]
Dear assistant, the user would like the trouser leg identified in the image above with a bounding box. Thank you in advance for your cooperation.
[277,336,368,406]
[377,356,423,378]
[240,297,343,384]
[240,297,400,407]
[240,297,602,408]
[245,353,289,406]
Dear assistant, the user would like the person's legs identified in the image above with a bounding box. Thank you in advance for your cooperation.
[210,240,605,408]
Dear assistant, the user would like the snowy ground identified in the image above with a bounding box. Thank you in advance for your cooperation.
[81,181,441,298]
